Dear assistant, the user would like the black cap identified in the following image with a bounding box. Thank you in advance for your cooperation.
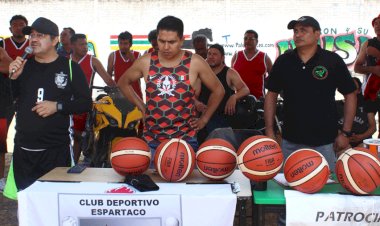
[22,17,59,36]
[287,16,321,30]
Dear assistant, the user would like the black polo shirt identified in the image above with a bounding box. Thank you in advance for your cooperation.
[267,46,356,146]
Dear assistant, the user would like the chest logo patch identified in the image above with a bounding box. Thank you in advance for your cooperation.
[312,66,328,80]
[157,75,177,96]
[55,72,68,89]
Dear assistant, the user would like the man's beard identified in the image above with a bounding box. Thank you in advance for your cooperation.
[209,62,221,68]
[13,34,24,39]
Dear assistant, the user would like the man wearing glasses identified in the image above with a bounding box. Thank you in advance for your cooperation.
[7,17,92,192]
[232,30,272,99]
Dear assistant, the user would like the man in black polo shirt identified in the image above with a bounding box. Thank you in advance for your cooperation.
[264,16,356,170]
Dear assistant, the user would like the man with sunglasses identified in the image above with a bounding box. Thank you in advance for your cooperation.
[7,17,92,192]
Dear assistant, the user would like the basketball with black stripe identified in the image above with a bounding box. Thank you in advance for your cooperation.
[284,149,330,193]
[154,138,195,182]
[336,147,380,195]
[237,135,283,181]
[196,138,237,180]
[110,137,151,175]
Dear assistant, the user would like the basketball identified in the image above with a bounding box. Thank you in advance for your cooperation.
[110,137,151,176]
[154,138,195,182]
[196,138,237,180]
[284,149,330,194]
[237,135,283,181]
[336,148,380,194]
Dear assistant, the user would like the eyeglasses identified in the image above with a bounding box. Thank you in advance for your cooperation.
[244,37,257,41]
[29,33,46,39]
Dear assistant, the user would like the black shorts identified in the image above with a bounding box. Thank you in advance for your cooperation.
[13,143,71,191]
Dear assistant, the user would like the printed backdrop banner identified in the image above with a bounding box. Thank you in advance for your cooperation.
[285,190,380,226]
[18,181,236,226]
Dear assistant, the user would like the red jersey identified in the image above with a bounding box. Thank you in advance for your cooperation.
[363,72,380,101]
[232,50,268,98]
[3,37,29,60]
[73,54,95,86]
[112,50,142,98]
[143,51,196,146]
[71,54,94,131]
[363,38,380,101]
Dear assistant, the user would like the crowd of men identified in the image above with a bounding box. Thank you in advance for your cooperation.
[0,14,379,198]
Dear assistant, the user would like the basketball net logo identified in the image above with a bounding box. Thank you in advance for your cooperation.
[157,75,177,96]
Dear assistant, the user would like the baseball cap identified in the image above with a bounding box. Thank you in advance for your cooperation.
[372,14,380,27]
[287,16,321,30]
[22,17,59,36]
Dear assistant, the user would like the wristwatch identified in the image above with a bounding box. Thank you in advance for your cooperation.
[57,102,63,112]
[340,130,352,137]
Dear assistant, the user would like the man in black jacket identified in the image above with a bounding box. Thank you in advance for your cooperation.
[8,17,92,191]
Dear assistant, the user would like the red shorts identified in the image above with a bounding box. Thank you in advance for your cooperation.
[73,113,88,132]
[0,118,9,153]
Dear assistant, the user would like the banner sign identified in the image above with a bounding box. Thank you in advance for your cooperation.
[285,190,380,226]
[18,181,236,226]
[59,193,181,226]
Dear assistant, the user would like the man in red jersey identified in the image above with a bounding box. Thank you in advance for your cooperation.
[232,30,272,99]
[145,29,159,54]
[107,31,142,98]
[70,33,115,163]
[354,13,380,138]
[0,48,12,191]
[118,16,224,160]
[0,15,29,190]
[0,15,29,60]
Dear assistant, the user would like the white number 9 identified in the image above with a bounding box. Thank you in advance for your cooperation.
[37,88,44,102]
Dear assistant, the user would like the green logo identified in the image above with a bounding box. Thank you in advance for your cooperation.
[312,66,328,80]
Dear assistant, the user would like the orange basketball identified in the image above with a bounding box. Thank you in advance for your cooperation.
[336,148,380,195]
[110,137,151,176]
[196,138,237,180]
[284,149,330,194]
[154,138,195,182]
[237,135,283,182]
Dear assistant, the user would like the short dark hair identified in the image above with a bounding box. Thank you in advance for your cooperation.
[10,15,28,25]
[70,33,86,44]
[209,43,225,56]
[148,29,157,43]
[192,35,207,45]
[63,27,75,36]
[118,31,133,44]
[157,16,184,39]
[245,29,258,39]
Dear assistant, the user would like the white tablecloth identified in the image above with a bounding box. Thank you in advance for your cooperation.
[18,181,237,226]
